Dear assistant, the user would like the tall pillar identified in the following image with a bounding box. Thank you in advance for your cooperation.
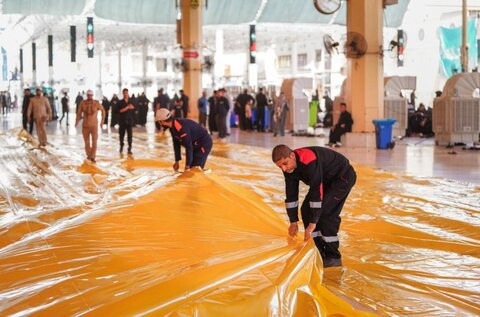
[19,48,24,89]
[461,0,468,72]
[180,0,202,119]
[69,26,77,96]
[477,13,480,69]
[142,39,148,92]
[248,24,257,89]
[118,49,122,92]
[344,0,384,146]
[32,42,37,86]
[48,35,53,87]
[214,29,224,89]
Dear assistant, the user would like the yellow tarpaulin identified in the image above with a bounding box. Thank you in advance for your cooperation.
[0,129,478,316]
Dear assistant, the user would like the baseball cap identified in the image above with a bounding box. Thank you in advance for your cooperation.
[155,108,171,121]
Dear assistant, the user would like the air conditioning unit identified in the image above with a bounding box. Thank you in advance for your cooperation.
[292,98,309,132]
[433,97,480,145]
[433,73,480,145]
[384,97,408,137]
[383,76,416,137]
[281,78,312,132]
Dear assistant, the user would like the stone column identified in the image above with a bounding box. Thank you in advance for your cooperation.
[344,0,384,147]
[180,0,203,119]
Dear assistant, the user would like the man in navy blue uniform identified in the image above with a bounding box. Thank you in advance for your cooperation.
[156,108,213,171]
[272,144,356,267]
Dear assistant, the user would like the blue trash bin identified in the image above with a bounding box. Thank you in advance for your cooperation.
[372,118,397,149]
[230,112,237,127]
[264,107,270,129]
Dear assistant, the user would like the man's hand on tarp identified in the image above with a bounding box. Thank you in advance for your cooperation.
[304,223,316,241]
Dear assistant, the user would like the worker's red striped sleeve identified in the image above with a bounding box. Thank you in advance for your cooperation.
[174,120,182,131]
[294,149,316,165]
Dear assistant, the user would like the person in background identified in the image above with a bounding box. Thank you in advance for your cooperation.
[408,103,434,137]
[322,108,333,128]
[27,88,51,147]
[323,93,333,113]
[21,89,34,134]
[198,90,208,128]
[208,90,218,134]
[225,89,234,136]
[173,94,183,118]
[101,96,110,128]
[410,89,416,108]
[255,87,268,132]
[328,102,353,147]
[137,92,149,127]
[236,89,253,130]
[75,89,105,163]
[75,91,83,115]
[110,94,120,128]
[153,88,170,132]
[59,91,69,126]
[273,92,289,137]
[179,89,190,118]
[245,97,253,130]
[1,92,8,115]
[216,88,230,140]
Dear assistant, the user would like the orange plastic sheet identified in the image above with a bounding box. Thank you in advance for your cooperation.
[0,129,479,316]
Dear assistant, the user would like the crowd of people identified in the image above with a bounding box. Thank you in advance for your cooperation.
[405,90,434,137]
[407,103,434,137]
[1,91,17,115]
[11,85,441,150]
[20,86,360,159]
[20,85,443,159]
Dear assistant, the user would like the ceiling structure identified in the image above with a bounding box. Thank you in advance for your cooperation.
[0,0,410,54]
[1,0,410,26]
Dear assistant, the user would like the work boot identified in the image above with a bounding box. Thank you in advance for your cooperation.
[119,144,124,153]
[127,147,132,155]
[323,257,342,268]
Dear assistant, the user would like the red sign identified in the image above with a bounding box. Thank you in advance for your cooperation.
[183,50,199,59]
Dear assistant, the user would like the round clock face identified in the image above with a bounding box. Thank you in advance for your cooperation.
[313,0,342,15]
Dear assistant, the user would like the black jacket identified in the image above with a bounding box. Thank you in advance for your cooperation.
[255,93,268,109]
[284,146,352,224]
[22,95,31,113]
[336,111,353,132]
[215,96,229,116]
[118,98,136,125]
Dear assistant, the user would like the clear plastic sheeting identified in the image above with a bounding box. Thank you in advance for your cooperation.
[0,129,479,316]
